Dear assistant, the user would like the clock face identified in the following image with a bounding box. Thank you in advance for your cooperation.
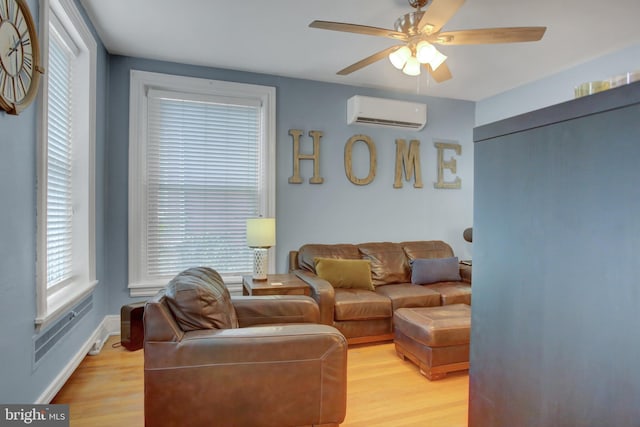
[0,0,38,113]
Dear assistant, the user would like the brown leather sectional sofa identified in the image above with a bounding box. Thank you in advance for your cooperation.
[289,240,471,344]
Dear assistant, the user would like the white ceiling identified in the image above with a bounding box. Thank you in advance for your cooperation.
[79,0,640,101]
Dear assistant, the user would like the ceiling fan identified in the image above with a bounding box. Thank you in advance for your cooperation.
[309,0,546,82]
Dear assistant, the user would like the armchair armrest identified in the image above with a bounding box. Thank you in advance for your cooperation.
[231,295,319,327]
[294,269,336,326]
[459,263,472,284]
[146,324,345,368]
[143,291,184,343]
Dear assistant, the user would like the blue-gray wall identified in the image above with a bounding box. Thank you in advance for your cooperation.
[476,43,640,125]
[0,0,109,403]
[471,82,640,427]
[106,56,475,313]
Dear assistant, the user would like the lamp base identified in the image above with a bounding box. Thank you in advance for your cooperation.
[252,248,269,280]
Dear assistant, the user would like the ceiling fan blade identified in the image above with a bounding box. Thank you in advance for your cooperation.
[426,62,452,83]
[435,27,546,45]
[310,20,408,41]
[418,0,466,34]
[337,46,402,75]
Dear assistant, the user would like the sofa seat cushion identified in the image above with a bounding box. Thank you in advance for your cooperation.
[375,284,441,311]
[298,244,360,273]
[401,240,454,261]
[333,288,392,321]
[358,242,410,286]
[425,282,472,305]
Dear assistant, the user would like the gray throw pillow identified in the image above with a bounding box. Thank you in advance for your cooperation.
[411,257,461,285]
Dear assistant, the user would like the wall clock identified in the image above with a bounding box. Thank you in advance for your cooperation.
[0,0,44,115]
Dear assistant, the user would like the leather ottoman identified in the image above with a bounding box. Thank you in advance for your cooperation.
[393,304,471,380]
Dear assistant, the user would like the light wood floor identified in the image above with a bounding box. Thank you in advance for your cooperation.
[52,335,469,426]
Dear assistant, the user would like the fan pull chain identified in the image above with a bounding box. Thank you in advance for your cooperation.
[416,71,430,95]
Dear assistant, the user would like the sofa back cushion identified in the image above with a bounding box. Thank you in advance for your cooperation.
[401,240,454,261]
[358,242,410,286]
[297,244,360,273]
[164,267,239,331]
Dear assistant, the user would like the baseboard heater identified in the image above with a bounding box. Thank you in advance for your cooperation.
[34,295,93,364]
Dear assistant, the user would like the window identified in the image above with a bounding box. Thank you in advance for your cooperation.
[128,71,275,296]
[36,0,97,329]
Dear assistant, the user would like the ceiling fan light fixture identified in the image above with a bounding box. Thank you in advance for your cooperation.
[416,41,447,71]
[389,46,411,70]
[402,55,421,76]
[416,41,435,63]
[429,48,447,71]
[310,0,546,83]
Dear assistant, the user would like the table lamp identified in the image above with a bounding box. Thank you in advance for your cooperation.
[246,217,276,280]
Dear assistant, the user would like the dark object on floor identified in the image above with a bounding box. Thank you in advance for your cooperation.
[120,302,145,351]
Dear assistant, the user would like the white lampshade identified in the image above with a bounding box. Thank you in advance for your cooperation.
[416,41,436,63]
[246,218,276,248]
[402,56,421,76]
[429,49,447,71]
[389,46,411,70]
[416,41,447,71]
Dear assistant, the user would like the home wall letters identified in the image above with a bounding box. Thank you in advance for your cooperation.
[394,139,423,189]
[288,129,324,184]
[288,129,461,189]
[344,135,377,186]
[434,142,462,189]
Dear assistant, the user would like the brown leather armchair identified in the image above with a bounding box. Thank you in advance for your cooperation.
[144,267,348,427]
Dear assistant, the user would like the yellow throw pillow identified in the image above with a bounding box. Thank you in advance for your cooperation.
[314,258,374,290]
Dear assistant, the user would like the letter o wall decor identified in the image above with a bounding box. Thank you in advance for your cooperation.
[344,134,377,186]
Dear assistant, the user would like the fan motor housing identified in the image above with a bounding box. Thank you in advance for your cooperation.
[394,11,425,35]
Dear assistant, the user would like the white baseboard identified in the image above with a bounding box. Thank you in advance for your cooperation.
[36,314,120,404]
[88,315,120,355]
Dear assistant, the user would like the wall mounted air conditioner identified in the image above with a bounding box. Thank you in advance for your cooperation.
[347,95,427,131]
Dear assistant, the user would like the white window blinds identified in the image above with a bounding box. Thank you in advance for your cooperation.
[46,25,74,289]
[144,89,262,277]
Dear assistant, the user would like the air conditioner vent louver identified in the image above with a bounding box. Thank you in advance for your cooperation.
[347,95,427,131]
[355,117,425,128]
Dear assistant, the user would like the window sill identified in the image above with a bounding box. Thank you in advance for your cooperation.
[129,276,242,297]
[35,280,98,331]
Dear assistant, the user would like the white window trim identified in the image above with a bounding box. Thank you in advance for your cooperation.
[36,0,97,330]
[128,70,276,297]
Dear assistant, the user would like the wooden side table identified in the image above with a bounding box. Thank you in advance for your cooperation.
[242,274,310,296]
